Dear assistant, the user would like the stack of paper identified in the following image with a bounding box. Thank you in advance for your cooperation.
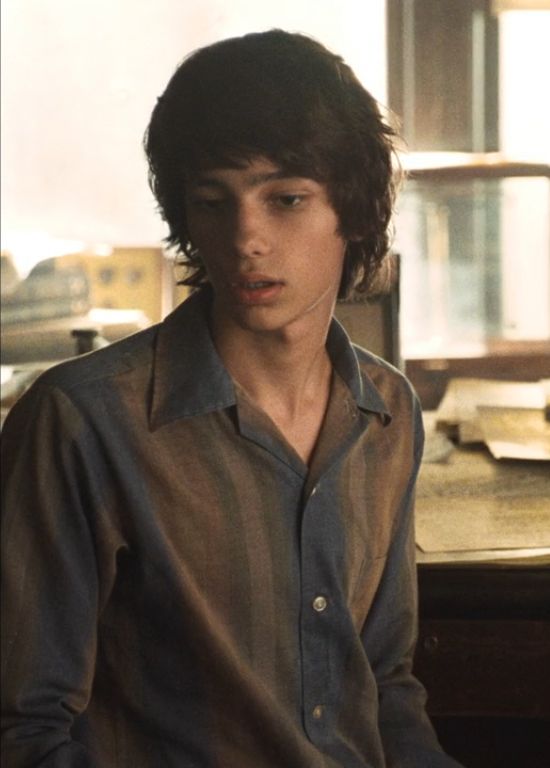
[435,378,550,461]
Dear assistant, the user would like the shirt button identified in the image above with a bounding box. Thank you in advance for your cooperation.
[312,595,327,612]
[312,705,324,719]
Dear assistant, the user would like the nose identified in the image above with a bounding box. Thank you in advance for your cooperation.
[231,202,271,259]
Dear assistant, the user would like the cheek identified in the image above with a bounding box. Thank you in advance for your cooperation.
[310,211,345,252]
[319,232,347,272]
[187,219,228,262]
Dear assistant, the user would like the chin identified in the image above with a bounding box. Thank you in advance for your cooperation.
[233,311,286,334]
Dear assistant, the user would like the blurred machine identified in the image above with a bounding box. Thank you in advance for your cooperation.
[0,246,174,365]
[1,244,181,424]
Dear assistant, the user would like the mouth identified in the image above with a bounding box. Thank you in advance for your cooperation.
[232,273,283,287]
[240,280,277,289]
[230,274,284,304]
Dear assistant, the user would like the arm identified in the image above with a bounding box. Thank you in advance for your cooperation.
[1,383,107,766]
[361,399,464,768]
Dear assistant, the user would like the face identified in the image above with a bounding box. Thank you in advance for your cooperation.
[185,157,347,339]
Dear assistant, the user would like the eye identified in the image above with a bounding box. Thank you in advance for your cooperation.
[189,197,226,213]
[274,194,306,209]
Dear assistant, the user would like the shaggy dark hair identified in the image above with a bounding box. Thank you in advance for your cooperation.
[144,29,401,298]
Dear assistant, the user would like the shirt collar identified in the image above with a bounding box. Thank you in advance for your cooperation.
[150,287,236,430]
[149,287,391,430]
[326,318,392,424]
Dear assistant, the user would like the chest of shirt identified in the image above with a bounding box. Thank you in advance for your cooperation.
[91,401,412,638]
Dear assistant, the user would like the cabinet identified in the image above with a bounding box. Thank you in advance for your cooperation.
[415,563,550,766]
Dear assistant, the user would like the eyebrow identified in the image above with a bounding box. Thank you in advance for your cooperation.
[189,170,307,190]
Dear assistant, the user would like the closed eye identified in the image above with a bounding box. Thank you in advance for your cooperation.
[189,197,226,211]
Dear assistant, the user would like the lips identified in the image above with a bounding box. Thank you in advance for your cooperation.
[230,274,284,305]
[241,280,276,289]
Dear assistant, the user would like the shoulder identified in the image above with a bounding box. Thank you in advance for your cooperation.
[354,344,417,408]
[3,324,160,440]
[34,288,211,398]
[35,324,159,396]
[352,343,424,461]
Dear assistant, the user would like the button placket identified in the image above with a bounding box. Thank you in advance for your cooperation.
[300,473,339,742]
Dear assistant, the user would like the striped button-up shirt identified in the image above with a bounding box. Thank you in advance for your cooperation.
[1,287,461,767]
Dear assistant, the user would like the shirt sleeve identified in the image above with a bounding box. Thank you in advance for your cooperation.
[1,382,112,767]
[360,395,465,768]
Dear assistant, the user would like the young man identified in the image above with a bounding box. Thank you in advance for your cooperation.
[1,30,463,767]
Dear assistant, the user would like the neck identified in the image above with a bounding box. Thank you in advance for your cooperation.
[210,310,335,464]
[213,317,333,415]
